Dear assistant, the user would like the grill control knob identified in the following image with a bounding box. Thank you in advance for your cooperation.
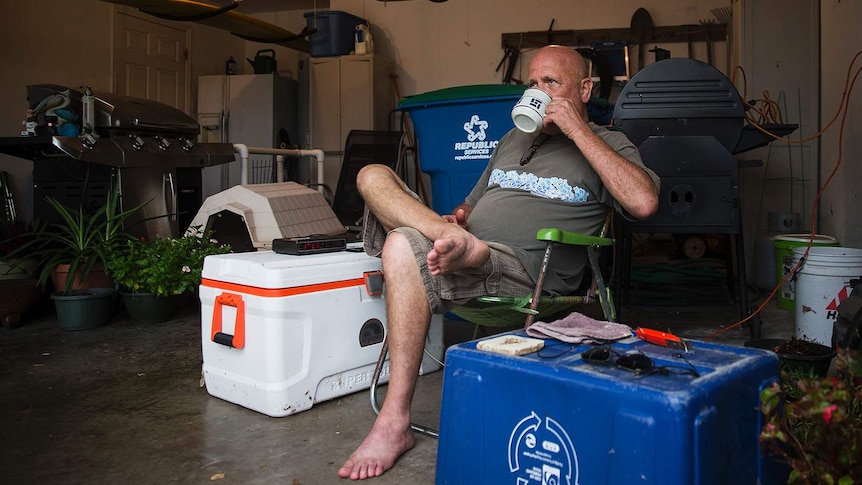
[81,133,98,149]
[158,137,171,151]
[131,135,146,151]
[181,138,195,152]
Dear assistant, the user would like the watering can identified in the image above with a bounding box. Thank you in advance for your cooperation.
[247,49,277,74]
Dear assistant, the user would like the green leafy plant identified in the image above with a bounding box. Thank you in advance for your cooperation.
[107,226,231,297]
[760,349,862,484]
[10,186,147,292]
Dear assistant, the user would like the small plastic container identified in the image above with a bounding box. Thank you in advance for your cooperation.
[303,10,368,57]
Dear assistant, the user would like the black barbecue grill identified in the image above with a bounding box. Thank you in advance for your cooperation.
[612,58,797,329]
[0,84,236,238]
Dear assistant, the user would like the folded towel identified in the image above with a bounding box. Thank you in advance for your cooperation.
[526,312,633,344]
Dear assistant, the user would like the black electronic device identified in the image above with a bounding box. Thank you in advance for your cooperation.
[272,235,348,255]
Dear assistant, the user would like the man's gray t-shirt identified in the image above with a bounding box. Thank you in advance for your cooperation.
[464,123,658,295]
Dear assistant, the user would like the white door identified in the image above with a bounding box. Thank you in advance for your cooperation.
[114,11,189,112]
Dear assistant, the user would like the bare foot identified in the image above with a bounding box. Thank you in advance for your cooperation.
[427,232,490,275]
[338,420,415,480]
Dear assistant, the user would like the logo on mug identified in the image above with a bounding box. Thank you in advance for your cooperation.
[512,88,551,133]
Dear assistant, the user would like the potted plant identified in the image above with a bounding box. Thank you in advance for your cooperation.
[759,349,862,484]
[107,225,231,324]
[12,186,147,330]
[16,185,146,292]
[746,336,838,377]
[0,219,43,328]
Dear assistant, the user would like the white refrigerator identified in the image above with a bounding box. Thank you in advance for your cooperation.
[197,74,298,199]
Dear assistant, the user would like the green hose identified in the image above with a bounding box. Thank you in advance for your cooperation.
[630,259,727,283]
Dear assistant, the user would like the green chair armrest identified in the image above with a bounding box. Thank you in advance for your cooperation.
[535,228,614,246]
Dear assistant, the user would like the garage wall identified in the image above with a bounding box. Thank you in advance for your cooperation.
[310,0,730,96]
[735,0,820,286]
[819,0,862,248]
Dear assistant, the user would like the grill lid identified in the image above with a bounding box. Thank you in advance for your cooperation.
[612,59,798,154]
[613,58,746,151]
[0,85,235,168]
[26,84,199,136]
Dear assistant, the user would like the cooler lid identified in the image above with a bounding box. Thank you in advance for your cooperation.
[201,246,382,289]
[399,84,526,110]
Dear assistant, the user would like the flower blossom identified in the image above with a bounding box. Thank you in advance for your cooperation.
[823,404,838,423]
[182,265,191,273]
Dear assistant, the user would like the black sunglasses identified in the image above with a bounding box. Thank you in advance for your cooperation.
[519,133,550,166]
[581,346,700,378]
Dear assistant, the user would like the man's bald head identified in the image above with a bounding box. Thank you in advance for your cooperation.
[527,45,593,124]
[532,45,589,82]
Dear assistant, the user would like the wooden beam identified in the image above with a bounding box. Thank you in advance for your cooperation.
[501,24,727,50]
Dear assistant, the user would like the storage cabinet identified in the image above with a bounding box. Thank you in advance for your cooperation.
[306,54,394,193]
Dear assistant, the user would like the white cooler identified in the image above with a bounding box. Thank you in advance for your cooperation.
[199,245,444,417]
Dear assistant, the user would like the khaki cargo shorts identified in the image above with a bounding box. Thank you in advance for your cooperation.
[362,204,534,315]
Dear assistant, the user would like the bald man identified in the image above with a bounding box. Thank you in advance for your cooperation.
[338,45,660,480]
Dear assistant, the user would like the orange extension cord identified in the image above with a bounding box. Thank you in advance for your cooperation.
[708,49,862,340]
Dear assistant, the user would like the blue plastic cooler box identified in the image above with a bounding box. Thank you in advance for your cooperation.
[399,85,526,214]
[436,333,783,485]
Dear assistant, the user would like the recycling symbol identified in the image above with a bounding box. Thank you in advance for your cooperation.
[463,114,489,142]
[508,411,579,485]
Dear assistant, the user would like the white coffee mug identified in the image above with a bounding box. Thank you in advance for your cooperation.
[511,88,552,134]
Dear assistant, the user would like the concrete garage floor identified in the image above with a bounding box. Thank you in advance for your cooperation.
[0,291,794,485]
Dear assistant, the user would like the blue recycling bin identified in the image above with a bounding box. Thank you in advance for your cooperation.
[436,333,785,485]
[399,85,526,215]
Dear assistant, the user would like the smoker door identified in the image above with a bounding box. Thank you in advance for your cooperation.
[629,136,740,234]
[120,165,180,240]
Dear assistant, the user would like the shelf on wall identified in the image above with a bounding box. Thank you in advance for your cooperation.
[501,24,727,50]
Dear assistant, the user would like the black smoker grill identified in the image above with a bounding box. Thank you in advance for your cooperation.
[0,85,236,238]
[612,58,797,327]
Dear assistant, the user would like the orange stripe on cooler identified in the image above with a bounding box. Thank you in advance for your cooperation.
[201,277,367,298]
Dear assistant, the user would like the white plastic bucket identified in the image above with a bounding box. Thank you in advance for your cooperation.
[773,234,838,310]
[793,246,862,345]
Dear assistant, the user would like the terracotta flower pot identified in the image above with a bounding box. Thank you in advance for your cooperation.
[50,263,114,292]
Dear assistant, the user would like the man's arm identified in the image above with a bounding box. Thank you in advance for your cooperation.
[569,124,658,220]
[546,98,659,220]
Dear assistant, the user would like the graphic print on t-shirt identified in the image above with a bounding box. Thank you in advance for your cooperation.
[488,168,589,203]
